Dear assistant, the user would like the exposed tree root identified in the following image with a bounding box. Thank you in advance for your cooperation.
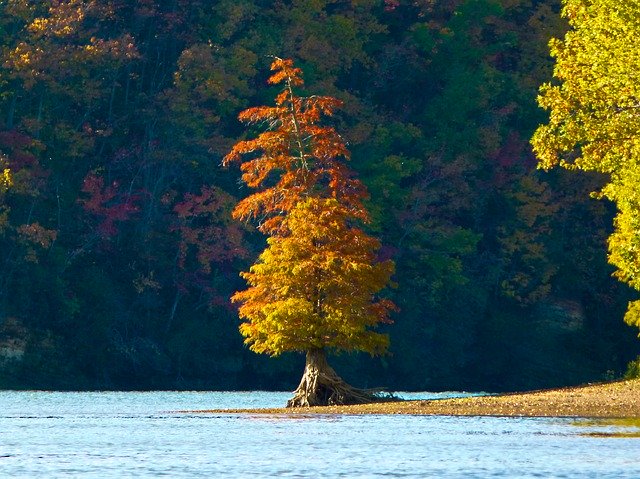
[286,349,396,407]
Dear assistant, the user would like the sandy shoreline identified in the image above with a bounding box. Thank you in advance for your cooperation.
[202,379,640,418]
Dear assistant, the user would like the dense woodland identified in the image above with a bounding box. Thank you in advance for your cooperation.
[0,0,638,392]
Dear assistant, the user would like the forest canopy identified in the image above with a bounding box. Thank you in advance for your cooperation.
[0,0,637,392]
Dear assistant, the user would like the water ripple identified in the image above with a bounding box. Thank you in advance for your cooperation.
[0,391,639,478]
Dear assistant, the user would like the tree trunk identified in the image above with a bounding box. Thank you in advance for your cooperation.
[286,349,389,407]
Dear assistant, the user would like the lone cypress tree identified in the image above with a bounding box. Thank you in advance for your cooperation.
[223,58,395,407]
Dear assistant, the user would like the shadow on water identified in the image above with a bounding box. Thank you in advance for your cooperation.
[574,418,640,438]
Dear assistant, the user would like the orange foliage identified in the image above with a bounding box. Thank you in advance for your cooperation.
[225,59,395,356]
[233,198,396,355]
[223,57,367,235]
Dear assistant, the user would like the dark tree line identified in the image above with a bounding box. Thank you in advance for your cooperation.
[0,0,637,391]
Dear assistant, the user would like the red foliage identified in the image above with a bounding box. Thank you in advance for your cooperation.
[173,186,247,273]
[0,130,48,190]
[78,172,140,238]
[384,0,400,12]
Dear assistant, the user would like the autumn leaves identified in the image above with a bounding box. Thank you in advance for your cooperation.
[224,58,395,358]
[532,0,640,332]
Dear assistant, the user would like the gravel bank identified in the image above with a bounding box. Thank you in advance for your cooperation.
[207,379,640,418]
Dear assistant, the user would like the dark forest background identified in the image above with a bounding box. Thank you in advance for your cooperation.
[0,0,638,392]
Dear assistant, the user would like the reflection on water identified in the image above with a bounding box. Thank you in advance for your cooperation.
[238,413,346,423]
[574,418,640,438]
[1,391,640,478]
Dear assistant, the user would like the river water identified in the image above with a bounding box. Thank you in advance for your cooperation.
[1,391,638,478]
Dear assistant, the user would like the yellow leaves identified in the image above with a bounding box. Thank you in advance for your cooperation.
[533,0,640,174]
[27,18,50,34]
[533,0,640,168]
[624,300,640,332]
[605,163,640,291]
[6,43,38,71]
[5,1,139,95]
[0,156,11,234]
[27,1,86,38]
[233,198,394,356]
[533,0,640,328]
[0,167,11,217]
[563,0,588,22]
[1,169,11,192]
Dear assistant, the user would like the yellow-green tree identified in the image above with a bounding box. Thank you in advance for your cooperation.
[0,158,10,192]
[0,154,11,232]
[531,0,640,329]
[224,58,395,406]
